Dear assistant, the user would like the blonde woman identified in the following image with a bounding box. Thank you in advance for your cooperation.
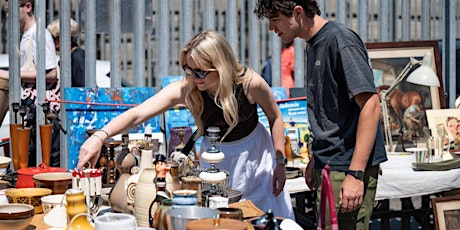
[77,30,295,219]
[47,18,85,87]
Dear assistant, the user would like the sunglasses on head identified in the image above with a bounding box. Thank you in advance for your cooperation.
[182,64,214,79]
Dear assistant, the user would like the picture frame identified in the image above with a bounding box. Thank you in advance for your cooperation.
[366,41,445,141]
[431,195,460,230]
[426,109,460,140]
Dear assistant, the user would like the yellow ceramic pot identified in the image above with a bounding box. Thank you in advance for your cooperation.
[65,189,93,230]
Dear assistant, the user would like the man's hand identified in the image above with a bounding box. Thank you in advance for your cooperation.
[339,175,364,212]
[304,157,315,190]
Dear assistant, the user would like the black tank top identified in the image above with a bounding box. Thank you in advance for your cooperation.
[201,83,258,142]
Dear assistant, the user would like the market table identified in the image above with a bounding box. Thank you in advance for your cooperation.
[21,153,460,229]
[376,153,460,200]
[372,153,460,229]
[284,153,460,229]
[285,154,460,199]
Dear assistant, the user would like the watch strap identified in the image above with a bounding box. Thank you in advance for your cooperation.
[346,170,364,180]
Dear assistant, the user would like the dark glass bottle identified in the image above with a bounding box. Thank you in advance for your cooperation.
[264,209,280,230]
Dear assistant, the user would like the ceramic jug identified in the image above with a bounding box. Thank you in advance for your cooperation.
[66,189,94,230]
[109,148,136,213]
[134,168,157,227]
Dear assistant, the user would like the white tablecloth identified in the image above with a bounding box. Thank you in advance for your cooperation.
[376,153,460,200]
[285,154,460,201]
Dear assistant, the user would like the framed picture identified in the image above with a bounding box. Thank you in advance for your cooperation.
[431,195,460,230]
[366,41,445,141]
[426,109,460,139]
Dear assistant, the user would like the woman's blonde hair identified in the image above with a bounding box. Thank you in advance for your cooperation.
[179,30,247,140]
[47,18,82,44]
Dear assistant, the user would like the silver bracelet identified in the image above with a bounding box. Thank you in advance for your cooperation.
[99,129,109,137]
[92,133,104,143]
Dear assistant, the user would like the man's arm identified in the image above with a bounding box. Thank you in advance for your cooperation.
[339,92,380,212]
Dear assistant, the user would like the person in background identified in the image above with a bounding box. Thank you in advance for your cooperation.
[0,0,59,167]
[261,41,295,97]
[46,18,85,167]
[0,0,59,110]
[77,30,295,220]
[255,0,387,229]
[47,18,85,87]
[280,41,295,90]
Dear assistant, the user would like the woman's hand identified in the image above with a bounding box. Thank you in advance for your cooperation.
[77,135,104,169]
[272,164,286,196]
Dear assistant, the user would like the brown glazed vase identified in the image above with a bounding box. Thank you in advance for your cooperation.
[9,124,21,170]
[16,127,30,169]
[39,124,53,166]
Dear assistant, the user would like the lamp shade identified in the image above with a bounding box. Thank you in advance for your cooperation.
[406,52,440,87]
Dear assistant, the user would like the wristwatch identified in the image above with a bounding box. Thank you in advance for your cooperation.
[346,170,364,181]
[275,156,287,165]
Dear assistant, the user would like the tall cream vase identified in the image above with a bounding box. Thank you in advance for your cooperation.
[126,147,154,211]
[134,167,157,227]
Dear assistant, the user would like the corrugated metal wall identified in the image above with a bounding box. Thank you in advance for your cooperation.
[1,0,458,168]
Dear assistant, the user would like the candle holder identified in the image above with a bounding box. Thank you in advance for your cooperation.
[104,140,122,184]
[199,126,229,207]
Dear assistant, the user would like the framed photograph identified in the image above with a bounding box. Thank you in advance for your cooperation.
[426,109,460,140]
[366,41,445,141]
[431,195,460,230]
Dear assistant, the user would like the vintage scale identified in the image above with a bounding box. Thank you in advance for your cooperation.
[199,126,229,207]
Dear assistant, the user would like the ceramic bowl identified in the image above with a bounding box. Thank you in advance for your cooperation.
[0,156,11,168]
[5,188,53,214]
[41,194,67,215]
[172,189,197,197]
[0,204,34,229]
[227,189,243,204]
[33,172,72,194]
[217,207,243,220]
[166,206,220,230]
[286,167,303,179]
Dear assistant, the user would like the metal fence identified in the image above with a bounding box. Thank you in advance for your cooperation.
[1,0,459,168]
